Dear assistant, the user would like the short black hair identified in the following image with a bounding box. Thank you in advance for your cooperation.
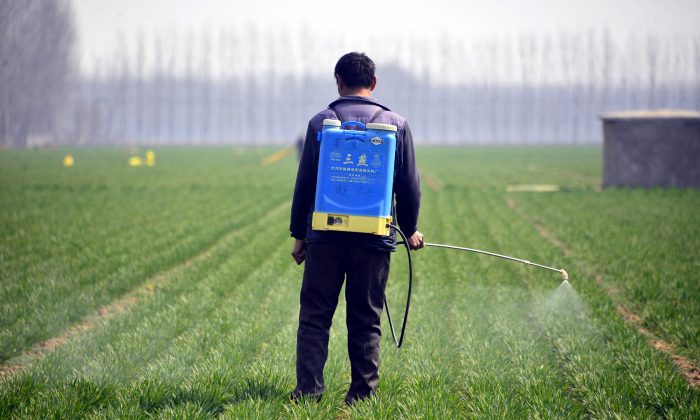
[334,52,375,89]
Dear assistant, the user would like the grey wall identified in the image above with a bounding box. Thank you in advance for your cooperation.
[602,113,700,189]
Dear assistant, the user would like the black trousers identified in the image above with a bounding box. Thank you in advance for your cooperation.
[295,242,390,400]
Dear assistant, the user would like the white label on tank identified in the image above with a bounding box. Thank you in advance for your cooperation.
[371,137,383,145]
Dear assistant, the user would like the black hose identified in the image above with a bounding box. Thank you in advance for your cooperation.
[385,224,412,348]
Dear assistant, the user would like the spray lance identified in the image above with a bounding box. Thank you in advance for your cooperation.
[422,242,568,282]
[310,118,568,348]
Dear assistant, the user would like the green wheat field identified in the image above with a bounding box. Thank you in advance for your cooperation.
[1,146,699,418]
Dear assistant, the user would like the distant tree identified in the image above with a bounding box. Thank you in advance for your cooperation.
[135,31,145,143]
[152,37,164,143]
[600,28,613,112]
[184,30,195,143]
[646,36,659,109]
[117,38,131,143]
[0,0,76,147]
[695,36,700,109]
[199,32,211,142]
[165,41,177,141]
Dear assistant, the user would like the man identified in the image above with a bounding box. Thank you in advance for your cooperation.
[294,131,304,161]
[289,52,424,405]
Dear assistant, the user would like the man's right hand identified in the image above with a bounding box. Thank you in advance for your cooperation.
[291,239,306,265]
[407,231,425,250]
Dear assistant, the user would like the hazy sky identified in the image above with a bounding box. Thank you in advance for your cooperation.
[73,0,700,75]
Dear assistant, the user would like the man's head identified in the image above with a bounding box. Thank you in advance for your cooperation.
[334,52,377,96]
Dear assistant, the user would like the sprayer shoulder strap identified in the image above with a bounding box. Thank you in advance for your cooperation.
[329,105,384,124]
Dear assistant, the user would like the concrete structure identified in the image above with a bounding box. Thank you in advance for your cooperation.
[600,110,700,189]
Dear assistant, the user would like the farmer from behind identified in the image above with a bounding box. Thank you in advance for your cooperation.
[289,52,423,405]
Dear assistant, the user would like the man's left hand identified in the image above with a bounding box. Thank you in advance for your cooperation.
[291,239,307,264]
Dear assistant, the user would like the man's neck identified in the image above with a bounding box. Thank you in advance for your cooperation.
[339,87,373,97]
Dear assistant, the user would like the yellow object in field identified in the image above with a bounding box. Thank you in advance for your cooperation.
[505,184,560,192]
[261,146,293,165]
[129,156,143,166]
[145,150,155,166]
[63,154,74,167]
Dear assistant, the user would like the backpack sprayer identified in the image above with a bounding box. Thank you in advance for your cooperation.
[313,119,568,348]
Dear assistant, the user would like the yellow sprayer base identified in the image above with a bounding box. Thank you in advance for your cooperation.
[312,212,392,236]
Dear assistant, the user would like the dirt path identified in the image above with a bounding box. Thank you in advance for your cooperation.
[0,202,289,380]
[261,146,294,166]
[505,195,700,389]
[615,304,700,388]
[549,169,600,185]
[419,167,443,192]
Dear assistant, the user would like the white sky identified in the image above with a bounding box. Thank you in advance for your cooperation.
[73,0,700,78]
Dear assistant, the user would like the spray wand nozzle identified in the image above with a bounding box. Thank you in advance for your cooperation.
[398,239,569,283]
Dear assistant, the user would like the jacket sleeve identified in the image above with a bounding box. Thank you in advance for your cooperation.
[393,122,421,237]
[289,122,318,239]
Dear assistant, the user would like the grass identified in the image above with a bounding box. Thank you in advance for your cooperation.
[1,146,699,417]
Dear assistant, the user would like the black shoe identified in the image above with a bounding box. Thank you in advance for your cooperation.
[289,389,323,404]
[344,391,375,406]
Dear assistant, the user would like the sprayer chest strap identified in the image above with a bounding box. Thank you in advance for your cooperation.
[329,106,384,124]
[369,108,385,123]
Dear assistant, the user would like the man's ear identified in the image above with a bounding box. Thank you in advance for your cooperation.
[369,76,377,91]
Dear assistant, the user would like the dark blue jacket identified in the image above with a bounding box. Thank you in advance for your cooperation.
[290,96,421,251]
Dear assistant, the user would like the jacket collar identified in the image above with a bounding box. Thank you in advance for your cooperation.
[328,95,391,111]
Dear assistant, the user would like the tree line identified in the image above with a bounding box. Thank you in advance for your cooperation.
[1,6,698,146]
[0,0,76,147]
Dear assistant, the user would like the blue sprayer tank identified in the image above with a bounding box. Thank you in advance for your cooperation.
[312,119,398,236]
